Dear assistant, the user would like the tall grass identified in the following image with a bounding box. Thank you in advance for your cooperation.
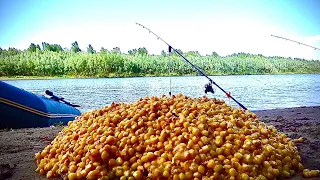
[0,51,319,77]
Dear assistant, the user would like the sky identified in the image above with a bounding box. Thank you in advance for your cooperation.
[0,0,319,60]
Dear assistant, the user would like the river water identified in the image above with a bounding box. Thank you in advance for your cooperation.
[3,74,320,113]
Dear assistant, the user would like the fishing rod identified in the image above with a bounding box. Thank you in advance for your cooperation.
[135,22,248,110]
[271,34,320,50]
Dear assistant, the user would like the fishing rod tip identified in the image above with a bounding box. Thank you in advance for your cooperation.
[135,22,143,26]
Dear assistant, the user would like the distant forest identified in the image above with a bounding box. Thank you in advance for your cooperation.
[0,41,319,78]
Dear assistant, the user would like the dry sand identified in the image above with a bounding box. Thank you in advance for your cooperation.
[0,106,319,180]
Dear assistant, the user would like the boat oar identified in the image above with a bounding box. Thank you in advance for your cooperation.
[45,90,80,108]
[135,22,248,110]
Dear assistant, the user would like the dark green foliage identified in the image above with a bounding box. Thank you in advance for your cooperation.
[128,47,148,56]
[186,51,201,57]
[112,47,121,53]
[161,50,167,56]
[51,44,63,52]
[71,41,81,53]
[27,43,41,52]
[4,47,21,56]
[212,51,219,57]
[87,44,96,54]
[128,49,138,55]
[41,42,63,52]
[137,47,148,56]
[100,47,109,53]
[172,49,183,56]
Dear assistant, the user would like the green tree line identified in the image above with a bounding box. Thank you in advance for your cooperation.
[0,41,320,77]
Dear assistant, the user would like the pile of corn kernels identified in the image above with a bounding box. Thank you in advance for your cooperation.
[35,94,319,179]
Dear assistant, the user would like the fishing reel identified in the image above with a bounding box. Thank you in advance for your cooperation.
[204,82,215,94]
[136,22,247,110]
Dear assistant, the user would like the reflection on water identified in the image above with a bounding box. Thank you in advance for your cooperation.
[4,74,320,113]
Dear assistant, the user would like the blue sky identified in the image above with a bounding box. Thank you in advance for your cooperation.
[0,0,319,59]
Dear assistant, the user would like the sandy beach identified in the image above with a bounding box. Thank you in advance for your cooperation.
[0,106,319,180]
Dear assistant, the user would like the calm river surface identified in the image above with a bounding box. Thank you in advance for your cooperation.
[3,74,320,113]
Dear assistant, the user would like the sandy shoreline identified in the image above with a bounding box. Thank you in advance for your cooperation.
[0,106,319,180]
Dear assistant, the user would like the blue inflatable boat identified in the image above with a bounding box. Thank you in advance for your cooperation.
[0,81,81,129]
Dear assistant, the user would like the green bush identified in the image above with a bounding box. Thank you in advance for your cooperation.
[0,49,319,77]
